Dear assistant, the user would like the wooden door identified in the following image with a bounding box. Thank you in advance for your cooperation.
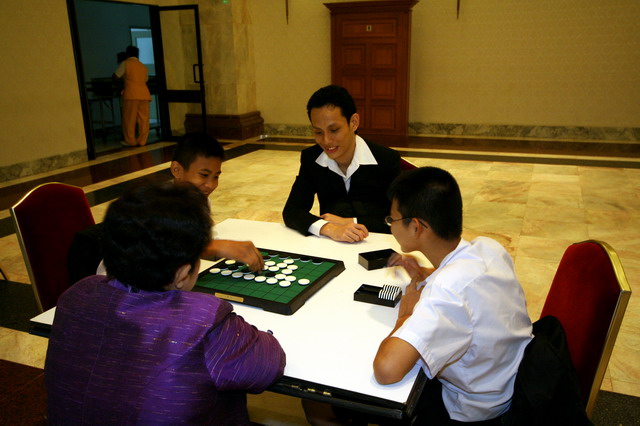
[326,1,418,145]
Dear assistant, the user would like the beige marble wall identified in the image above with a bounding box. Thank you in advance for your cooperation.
[0,1,86,168]
[252,0,640,135]
[410,0,640,128]
[249,1,332,125]
[3,0,638,183]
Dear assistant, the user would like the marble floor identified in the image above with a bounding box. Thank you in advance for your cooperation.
[0,139,638,424]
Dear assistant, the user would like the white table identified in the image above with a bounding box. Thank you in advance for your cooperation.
[31,219,428,419]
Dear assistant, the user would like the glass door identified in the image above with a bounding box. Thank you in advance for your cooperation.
[151,5,207,140]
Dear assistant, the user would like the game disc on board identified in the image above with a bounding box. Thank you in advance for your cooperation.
[209,268,221,274]
[232,272,243,279]
[285,275,296,282]
[288,265,298,271]
[298,278,310,285]
[266,278,278,285]
[300,256,310,262]
[279,281,291,288]
[275,274,286,280]
[265,261,276,266]
[281,269,292,275]
[225,260,236,265]
[268,266,279,272]
[277,263,288,268]
[244,274,256,280]
[221,270,232,276]
[255,276,266,283]
[312,258,322,265]
[283,259,295,264]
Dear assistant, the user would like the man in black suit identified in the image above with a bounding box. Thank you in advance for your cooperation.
[283,85,401,243]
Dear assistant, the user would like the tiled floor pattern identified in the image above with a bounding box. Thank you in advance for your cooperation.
[0,141,638,425]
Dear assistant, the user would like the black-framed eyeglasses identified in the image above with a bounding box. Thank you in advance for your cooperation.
[384,215,409,226]
[385,215,429,228]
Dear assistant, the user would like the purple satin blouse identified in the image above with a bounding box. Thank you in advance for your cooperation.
[45,275,285,425]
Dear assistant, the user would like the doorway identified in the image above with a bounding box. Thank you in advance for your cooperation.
[67,0,207,159]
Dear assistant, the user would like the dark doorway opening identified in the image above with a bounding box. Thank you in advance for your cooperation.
[67,0,206,159]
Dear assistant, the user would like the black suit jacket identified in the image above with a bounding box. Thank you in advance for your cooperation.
[282,140,401,235]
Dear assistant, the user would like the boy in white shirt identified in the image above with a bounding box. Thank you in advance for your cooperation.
[374,166,533,424]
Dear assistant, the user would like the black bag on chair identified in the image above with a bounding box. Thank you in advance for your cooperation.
[502,315,593,426]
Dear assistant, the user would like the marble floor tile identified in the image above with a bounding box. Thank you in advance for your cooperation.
[524,205,586,223]
[473,180,532,204]
[513,256,559,320]
[532,173,581,184]
[516,235,576,262]
[247,392,307,426]
[533,164,580,176]
[0,329,48,369]
[521,218,590,241]
[0,146,639,404]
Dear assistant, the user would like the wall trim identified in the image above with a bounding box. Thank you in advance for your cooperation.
[264,123,640,143]
[0,150,88,184]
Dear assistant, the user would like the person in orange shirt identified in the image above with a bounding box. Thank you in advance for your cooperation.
[113,45,151,147]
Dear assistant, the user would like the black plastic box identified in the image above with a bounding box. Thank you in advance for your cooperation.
[358,248,397,270]
[354,284,402,307]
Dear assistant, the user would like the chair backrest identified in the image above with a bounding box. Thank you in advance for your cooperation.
[540,240,631,417]
[10,183,95,312]
[400,157,417,171]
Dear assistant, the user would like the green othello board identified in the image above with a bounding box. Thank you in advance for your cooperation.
[195,248,345,315]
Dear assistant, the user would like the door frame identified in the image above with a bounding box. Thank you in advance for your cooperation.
[66,0,207,159]
[151,4,207,141]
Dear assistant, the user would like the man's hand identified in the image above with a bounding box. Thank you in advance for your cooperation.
[320,222,369,243]
[397,278,424,321]
[387,253,435,283]
[373,279,424,385]
[320,213,355,226]
[205,240,264,272]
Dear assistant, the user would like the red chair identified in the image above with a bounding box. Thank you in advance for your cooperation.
[540,240,631,417]
[10,183,95,312]
[400,157,417,171]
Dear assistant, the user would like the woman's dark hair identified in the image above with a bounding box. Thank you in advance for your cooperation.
[388,167,463,241]
[306,85,357,122]
[172,132,225,170]
[102,181,212,291]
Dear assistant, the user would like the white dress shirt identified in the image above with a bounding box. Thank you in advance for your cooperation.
[308,136,377,236]
[393,237,533,421]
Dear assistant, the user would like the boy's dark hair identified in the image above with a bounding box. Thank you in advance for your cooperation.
[172,132,225,170]
[102,181,212,291]
[388,167,463,241]
[125,45,139,58]
[306,85,357,122]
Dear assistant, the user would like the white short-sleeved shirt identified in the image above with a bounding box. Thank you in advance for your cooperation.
[393,237,533,421]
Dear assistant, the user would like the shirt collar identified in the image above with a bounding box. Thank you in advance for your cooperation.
[315,135,377,179]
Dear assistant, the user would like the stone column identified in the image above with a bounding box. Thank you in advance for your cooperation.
[185,0,264,139]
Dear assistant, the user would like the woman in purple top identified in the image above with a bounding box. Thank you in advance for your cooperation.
[45,182,286,425]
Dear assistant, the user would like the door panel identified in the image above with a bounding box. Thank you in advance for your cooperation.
[151,5,206,139]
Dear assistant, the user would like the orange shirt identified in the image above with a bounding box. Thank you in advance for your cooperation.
[121,57,151,101]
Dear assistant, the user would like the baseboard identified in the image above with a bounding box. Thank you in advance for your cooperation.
[185,111,264,140]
